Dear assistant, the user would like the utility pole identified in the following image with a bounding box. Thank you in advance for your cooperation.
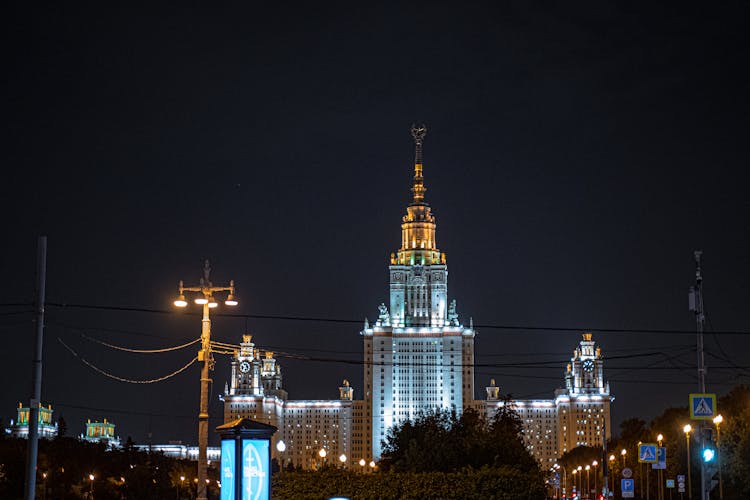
[173,260,238,500]
[688,251,708,500]
[24,236,47,500]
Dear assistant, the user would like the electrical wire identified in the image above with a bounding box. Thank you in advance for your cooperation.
[35,301,750,336]
[58,338,198,384]
[81,333,201,354]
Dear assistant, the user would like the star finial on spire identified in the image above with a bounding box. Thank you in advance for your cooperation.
[410,123,428,203]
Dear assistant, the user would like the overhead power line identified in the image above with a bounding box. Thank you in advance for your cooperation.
[59,338,198,384]
[32,301,750,336]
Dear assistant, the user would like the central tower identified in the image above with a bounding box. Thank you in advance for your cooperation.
[362,125,476,459]
[388,124,448,327]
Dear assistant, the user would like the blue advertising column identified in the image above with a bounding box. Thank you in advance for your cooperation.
[216,418,278,500]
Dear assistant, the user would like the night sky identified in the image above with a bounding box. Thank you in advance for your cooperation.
[4,3,749,447]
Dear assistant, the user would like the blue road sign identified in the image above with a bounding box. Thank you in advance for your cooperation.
[652,446,667,470]
[638,443,658,463]
[622,479,635,498]
[689,393,716,420]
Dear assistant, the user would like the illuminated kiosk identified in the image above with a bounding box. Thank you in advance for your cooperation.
[217,418,277,500]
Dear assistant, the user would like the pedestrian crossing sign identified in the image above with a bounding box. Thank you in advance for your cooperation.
[638,443,658,463]
[689,393,717,420]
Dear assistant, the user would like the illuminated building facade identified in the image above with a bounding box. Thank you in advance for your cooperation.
[483,333,613,466]
[361,125,476,459]
[8,402,58,438]
[81,418,122,448]
[222,335,355,470]
[221,127,612,468]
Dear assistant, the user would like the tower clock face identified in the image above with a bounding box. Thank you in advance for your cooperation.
[582,359,595,372]
[239,360,251,373]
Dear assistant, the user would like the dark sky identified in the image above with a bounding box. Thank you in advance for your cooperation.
[3,3,749,447]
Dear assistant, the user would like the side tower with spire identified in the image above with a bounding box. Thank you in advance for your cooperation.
[362,125,476,459]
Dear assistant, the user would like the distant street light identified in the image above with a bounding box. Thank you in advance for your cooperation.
[684,424,693,500]
[173,260,237,500]
[585,465,591,498]
[621,448,627,467]
[88,474,94,498]
[276,440,286,475]
[339,454,347,468]
[592,460,598,497]
[656,434,665,500]
[713,415,724,500]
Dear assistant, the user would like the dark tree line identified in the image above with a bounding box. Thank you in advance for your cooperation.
[556,385,750,500]
[380,404,540,474]
[0,435,215,499]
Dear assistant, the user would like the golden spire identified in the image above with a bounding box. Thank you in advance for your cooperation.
[410,123,427,204]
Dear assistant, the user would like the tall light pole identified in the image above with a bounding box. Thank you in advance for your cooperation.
[585,464,590,499]
[684,424,693,500]
[713,415,723,500]
[621,448,627,468]
[173,260,238,500]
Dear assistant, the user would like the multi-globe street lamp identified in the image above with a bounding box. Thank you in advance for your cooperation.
[173,260,238,500]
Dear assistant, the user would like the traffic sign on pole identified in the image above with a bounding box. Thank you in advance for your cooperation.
[621,479,635,498]
[689,393,716,420]
[638,443,658,463]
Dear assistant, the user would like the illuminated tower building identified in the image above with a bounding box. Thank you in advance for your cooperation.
[362,125,476,459]
[483,332,613,466]
[556,332,612,456]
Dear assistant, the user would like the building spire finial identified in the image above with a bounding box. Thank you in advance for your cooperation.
[410,123,427,203]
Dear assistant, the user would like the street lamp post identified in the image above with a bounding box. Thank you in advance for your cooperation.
[621,448,627,468]
[276,440,286,475]
[42,472,47,500]
[657,434,664,500]
[88,474,94,499]
[592,461,598,498]
[179,476,185,499]
[684,424,692,500]
[173,260,238,500]
[585,465,591,499]
[339,454,347,469]
[713,415,723,500]
[572,470,577,496]
[577,466,583,495]
[318,448,327,469]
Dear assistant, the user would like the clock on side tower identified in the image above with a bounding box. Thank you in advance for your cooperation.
[231,335,258,395]
[567,332,606,395]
